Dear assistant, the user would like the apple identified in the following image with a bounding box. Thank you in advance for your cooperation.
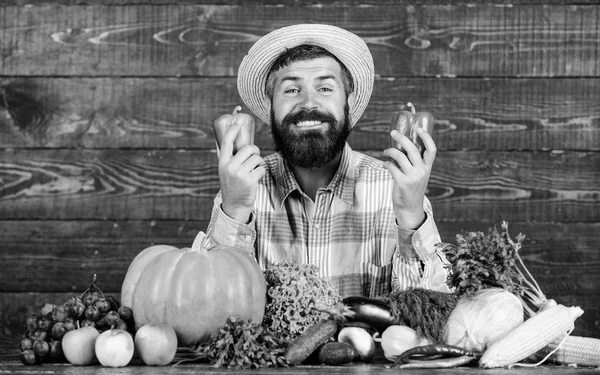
[95,328,134,367]
[134,323,178,366]
[337,327,376,361]
[61,326,100,365]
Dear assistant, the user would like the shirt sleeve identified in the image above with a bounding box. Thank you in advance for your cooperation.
[204,191,256,254]
[391,196,451,293]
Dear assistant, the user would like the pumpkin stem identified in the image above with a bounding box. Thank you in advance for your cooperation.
[407,102,416,114]
[191,231,207,252]
[232,105,242,116]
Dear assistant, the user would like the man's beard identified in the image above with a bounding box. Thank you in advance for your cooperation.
[270,105,351,168]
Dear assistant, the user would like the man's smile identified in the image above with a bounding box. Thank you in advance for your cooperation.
[294,120,329,129]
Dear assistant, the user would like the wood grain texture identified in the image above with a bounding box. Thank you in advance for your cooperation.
[0,220,208,293]
[5,0,600,5]
[1,77,599,150]
[0,150,598,222]
[1,4,598,77]
[2,220,598,293]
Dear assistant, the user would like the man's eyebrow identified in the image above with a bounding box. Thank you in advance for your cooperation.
[280,75,301,84]
[279,75,338,84]
[316,74,337,82]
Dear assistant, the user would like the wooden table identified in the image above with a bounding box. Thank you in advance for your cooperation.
[2,359,600,375]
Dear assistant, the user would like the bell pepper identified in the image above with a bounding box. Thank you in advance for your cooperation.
[390,102,434,156]
[213,105,255,154]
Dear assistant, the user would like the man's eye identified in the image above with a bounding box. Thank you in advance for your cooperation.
[318,87,333,92]
[284,88,299,94]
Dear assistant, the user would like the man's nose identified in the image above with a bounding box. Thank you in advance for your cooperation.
[300,90,318,110]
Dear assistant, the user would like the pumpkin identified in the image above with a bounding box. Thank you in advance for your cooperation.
[120,231,266,345]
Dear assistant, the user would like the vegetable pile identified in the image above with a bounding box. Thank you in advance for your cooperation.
[21,223,599,370]
[262,262,341,341]
[437,221,599,369]
[184,262,343,369]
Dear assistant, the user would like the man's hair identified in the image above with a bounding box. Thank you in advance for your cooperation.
[264,44,355,100]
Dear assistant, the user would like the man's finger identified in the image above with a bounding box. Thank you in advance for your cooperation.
[238,154,264,175]
[383,159,407,183]
[218,120,244,162]
[249,164,267,181]
[384,147,412,174]
[390,130,422,166]
[416,126,437,166]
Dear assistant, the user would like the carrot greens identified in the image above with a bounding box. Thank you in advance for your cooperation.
[439,221,548,318]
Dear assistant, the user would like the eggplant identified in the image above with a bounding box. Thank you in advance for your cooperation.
[342,296,395,332]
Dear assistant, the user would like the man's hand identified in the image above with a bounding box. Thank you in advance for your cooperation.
[217,119,265,224]
[383,126,437,230]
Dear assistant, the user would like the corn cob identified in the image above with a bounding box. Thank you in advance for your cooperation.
[479,304,584,368]
[533,335,600,367]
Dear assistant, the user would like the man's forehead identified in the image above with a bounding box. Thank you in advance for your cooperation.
[275,56,343,81]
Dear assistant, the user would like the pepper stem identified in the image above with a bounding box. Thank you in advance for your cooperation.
[232,105,242,115]
[406,102,416,114]
[191,231,207,252]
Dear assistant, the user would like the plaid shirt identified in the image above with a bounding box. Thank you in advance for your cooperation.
[205,143,450,297]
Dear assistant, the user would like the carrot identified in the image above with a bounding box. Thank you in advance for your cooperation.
[284,319,338,365]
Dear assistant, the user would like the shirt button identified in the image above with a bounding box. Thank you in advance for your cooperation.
[415,240,421,247]
[245,235,251,241]
[314,223,320,229]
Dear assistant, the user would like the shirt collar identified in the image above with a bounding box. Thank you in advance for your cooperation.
[275,143,356,206]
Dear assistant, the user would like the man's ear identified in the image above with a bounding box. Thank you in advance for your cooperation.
[262,97,272,121]
[347,92,356,110]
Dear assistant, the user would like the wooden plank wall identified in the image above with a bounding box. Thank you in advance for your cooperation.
[1,1,599,341]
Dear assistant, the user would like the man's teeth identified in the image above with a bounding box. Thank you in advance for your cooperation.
[296,120,323,127]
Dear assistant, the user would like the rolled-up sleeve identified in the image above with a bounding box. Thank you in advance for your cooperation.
[391,197,451,293]
[204,192,256,254]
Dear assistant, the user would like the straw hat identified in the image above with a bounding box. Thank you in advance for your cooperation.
[237,24,374,128]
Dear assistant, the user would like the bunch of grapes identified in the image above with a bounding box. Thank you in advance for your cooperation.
[19,274,135,365]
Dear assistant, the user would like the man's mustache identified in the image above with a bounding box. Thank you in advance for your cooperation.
[282,109,337,126]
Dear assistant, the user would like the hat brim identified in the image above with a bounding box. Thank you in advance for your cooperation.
[237,24,374,128]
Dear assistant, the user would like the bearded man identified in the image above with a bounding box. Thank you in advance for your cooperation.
[205,24,450,297]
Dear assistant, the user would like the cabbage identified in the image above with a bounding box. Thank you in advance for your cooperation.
[444,288,524,352]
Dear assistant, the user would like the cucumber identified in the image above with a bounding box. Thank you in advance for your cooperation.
[284,319,338,365]
[317,342,359,366]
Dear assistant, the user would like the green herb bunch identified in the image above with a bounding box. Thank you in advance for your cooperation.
[387,288,458,344]
[441,221,527,297]
[263,262,341,341]
[439,221,547,318]
[196,315,288,369]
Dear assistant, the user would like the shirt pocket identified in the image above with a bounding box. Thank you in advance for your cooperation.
[362,262,392,298]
